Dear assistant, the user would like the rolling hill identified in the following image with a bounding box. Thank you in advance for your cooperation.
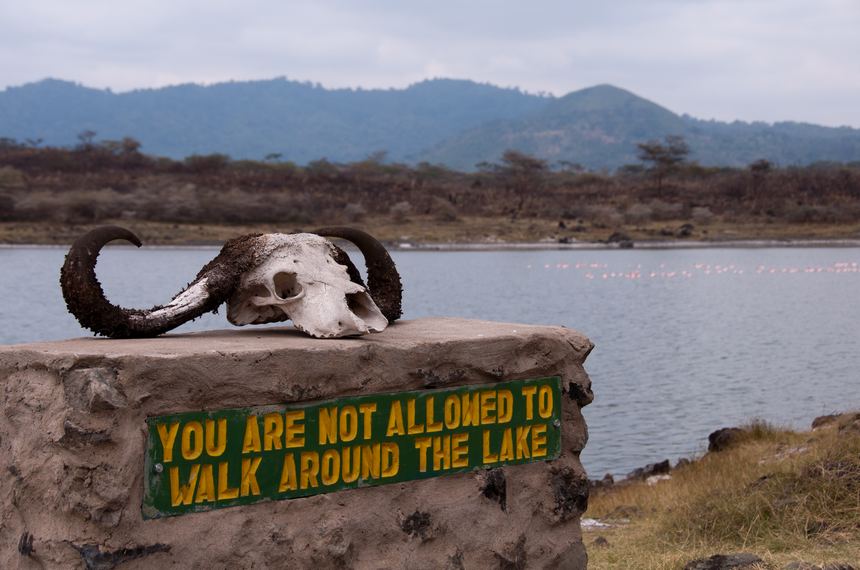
[2,78,859,170]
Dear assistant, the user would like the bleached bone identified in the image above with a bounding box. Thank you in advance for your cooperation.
[225,234,388,338]
[60,226,401,339]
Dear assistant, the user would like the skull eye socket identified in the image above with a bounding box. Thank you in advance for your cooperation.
[346,292,376,320]
[273,272,302,300]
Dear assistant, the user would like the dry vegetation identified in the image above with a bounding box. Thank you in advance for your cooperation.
[586,415,860,569]
[1,139,860,244]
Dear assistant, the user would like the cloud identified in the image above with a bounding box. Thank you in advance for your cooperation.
[0,0,858,126]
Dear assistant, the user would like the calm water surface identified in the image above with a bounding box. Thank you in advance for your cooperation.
[1,246,858,478]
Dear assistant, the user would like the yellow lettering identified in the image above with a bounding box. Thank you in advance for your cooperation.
[482,430,498,463]
[285,410,305,448]
[157,422,179,463]
[451,432,469,468]
[386,401,405,436]
[339,405,358,442]
[443,394,461,429]
[194,463,216,503]
[381,442,399,477]
[359,403,377,440]
[425,397,443,432]
[432,435,451,471]
[499,427,514,461]
[360,443,381,479]
[414,437,432,473]
[263,413,284,451]
[278,454,297,492]
[532,424,548,458]
[406,399,424,435]
[242,416,261,453]
[497,390,513,423]
[205,419,227,457]
[521,386,537,420]
[480,391,496,425]
[342,446,360,483]
[218,461,239,499]
[321,449,340,486]
[181,421,204,460]
[300,452,320,489]
[462,392,480,427]
[319,406,338,445]
[169,464,200,507]
[515,425,531,459]
[240,457,262,496]
[538,385,553,419]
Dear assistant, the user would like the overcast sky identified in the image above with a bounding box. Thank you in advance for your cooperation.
[1,0,858,126]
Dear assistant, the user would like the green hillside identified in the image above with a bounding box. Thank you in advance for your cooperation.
[422,85,860,169]
[1,78,859,169]
[0,78,547,163]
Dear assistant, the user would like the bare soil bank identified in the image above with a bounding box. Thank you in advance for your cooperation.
[2,218,860,247]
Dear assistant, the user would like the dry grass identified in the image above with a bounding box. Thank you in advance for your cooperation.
[586,418,860,569]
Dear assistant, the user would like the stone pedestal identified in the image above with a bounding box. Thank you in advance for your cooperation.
[0,318,593,569]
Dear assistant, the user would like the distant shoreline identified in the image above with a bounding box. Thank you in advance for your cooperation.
[390,238,860,251]
[4,238,860,251]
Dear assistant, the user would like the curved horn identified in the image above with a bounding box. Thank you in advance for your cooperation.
[313,227,402,322]
[60,225,240,338]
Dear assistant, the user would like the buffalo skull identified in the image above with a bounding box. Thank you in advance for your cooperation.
[60,226,402,339]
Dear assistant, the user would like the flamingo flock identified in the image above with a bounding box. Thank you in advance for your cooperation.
[524,261,860,281]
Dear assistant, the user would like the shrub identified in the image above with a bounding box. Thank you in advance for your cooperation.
[431,197,458,222]
[0,166,25,188]
[625,203,654,224]
[390,201,413,223]
[586,205,623,228]
[343,202,367,222]
[691,206,714,225]
[648,199,684,220]
[184,154,230,173]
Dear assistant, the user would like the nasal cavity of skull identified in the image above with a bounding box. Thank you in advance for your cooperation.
[273,272,302,300]
[346,292,376,320]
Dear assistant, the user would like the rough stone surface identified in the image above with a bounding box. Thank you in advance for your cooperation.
[626,459,671,481]
[684,553,765,570]
[708,427,747,452]
[0,317,593,569]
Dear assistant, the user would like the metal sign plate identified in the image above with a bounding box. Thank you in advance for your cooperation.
[143,376,562,518]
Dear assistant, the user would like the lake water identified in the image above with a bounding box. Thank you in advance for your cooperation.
[1,245,859,478]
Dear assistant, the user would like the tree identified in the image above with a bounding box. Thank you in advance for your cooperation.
[121,137,142,155]
[76,130,97,151]
[748,159,773,206]
[498,150,548,219]
[636,135,689,190]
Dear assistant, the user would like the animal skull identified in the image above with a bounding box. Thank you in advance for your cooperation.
[60,226,402,339]
[226,234,388,337]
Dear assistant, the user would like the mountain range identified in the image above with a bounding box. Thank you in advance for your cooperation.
[2,77,859,170]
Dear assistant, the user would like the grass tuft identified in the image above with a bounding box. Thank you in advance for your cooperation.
[587,414,860,569]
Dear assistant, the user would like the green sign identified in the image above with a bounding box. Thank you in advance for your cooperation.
[143,376,562,518]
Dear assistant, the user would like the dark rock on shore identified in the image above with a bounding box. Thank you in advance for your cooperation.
[811,411,860,436]
[676,223,695,238]
[684,553,763,570]
[589,473,615,489]
[812,414,841,430]
[675,457,693,468]
[626,459,671,480]
[708,427,746,452]
[607,231,631,243]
